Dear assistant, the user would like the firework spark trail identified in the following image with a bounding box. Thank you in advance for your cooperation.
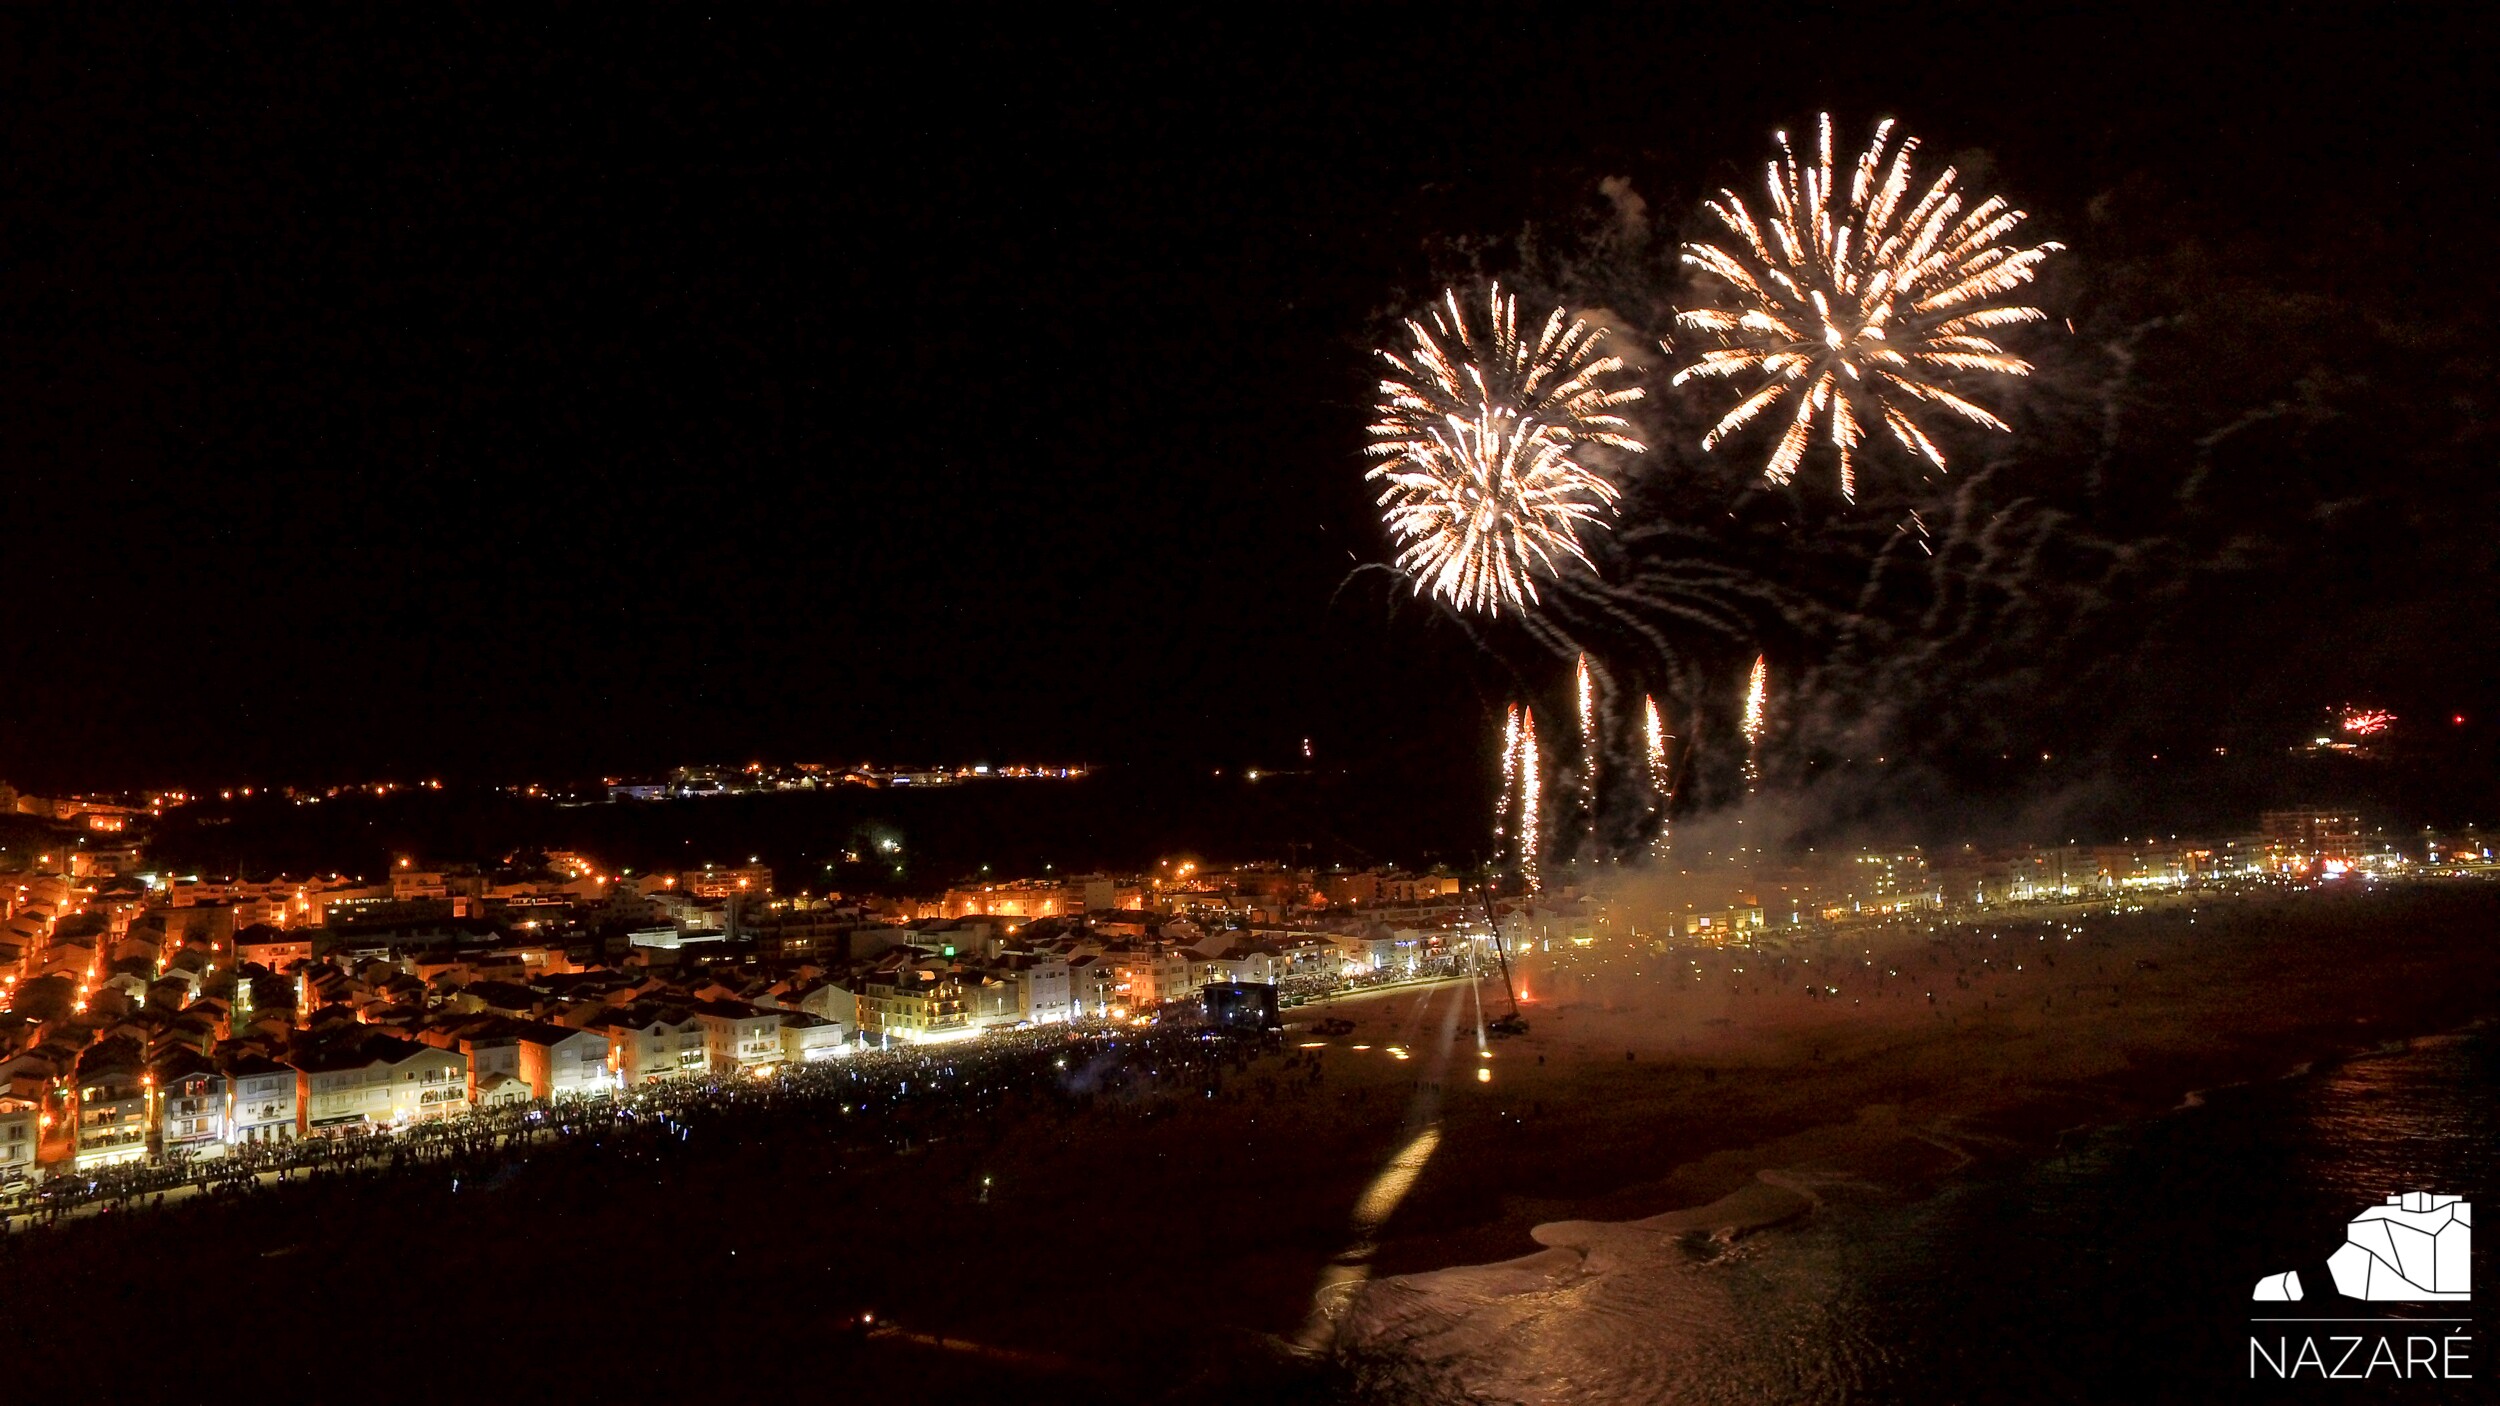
[1675,114,2062,500]
[1741,654,1768,794]
[1576,654,1598,844]
[1643,694,1674,858]
[1495,703,1522,859]
[1368,284,1647,615]
[1518,707,1543,893]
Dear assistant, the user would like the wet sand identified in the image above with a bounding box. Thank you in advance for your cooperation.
[1322,883,2500,1287]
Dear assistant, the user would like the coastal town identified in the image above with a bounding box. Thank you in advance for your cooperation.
[2,777,2487,1213]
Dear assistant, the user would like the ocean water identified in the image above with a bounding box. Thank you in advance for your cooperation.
[1351,1028,2496,1404]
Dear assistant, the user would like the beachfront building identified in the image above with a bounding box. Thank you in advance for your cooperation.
[598,1008,710,1084]
[74,1076,150,1170]
[0,1096,38,1186]
[1012,956,1073,1025]
[151,1050,228,1159]
[224,1053,298,1146]
[517,1022,615,1100]
[694,1001,786,1072]
[854,968,968,1043]
[295,1036,470,1135]
[1102,950,1197,1009]
[777,1011,845,1063]
[74,1041,152,1171]
[1196,951,1278,988]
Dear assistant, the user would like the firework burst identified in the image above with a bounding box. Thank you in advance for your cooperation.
[2340,707,2395,737]
[1369,284,1646,614]
[1674,114,2062,500]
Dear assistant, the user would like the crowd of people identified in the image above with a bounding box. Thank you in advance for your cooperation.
[3,1016,1280,1232]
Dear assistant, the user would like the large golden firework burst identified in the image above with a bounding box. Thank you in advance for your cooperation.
[1675,114,2062,500]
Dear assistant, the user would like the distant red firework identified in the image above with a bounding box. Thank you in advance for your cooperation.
[2339,707,2395,737]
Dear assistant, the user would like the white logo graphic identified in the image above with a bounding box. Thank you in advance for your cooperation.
[2254,1192,2472,1302]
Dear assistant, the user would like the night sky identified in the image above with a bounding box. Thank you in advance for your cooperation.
[1,9,2491,800]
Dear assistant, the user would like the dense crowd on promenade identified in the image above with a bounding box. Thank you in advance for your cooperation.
[4,1017,1278,1230]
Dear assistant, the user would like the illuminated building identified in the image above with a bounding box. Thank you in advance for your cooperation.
[595,1008,711,1084]
[516,1022,616,1100]
[151,1049,227,1157]
[235,927,314,971]
[1683,906,1767,940]
[1194,951,1279,988]
[1009,956,1073,1025]
[0,1096,37,1185]
[692,1000,788,1071]
[222,1053,298,1145]
[939,881,1076,920]
[2262,807,2364,866]
[682,863,772,900]
[776,1011,846,1063]
[854,967,968,1042]
[73,1057,151,1171]
[294,1036,470,1135]
[1101,949,1197,1008]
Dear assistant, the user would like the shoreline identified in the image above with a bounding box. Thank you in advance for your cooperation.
[1334,1017,2498,1402]
[1304,880,2500,1359]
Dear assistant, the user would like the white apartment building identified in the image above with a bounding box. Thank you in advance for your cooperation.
[0,1096,37,1185]
[1016,957,1072,1025]
[784,979,857,1033]
[694,1001,785,1072]
[296,1037,470,1135]
[1196,952,1279,987]
[225,1055,298,1145]
[600,1010,710,1084]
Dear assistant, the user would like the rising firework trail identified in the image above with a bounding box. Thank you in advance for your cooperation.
[1675,113,2063,500]
[1576,654,1598,845]
[1643,694,1674,858]
[1495,703,1523,856]
[1368,284,1646,614]
[1518,707,1544,893]
[1741,654,1768,794]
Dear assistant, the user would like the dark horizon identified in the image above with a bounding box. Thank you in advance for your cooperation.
[3,8,2492,804]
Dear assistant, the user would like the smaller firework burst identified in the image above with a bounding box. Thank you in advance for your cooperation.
[1368,284,1646,615]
